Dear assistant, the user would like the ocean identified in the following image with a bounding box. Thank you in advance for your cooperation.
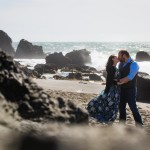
[13,42,150,75]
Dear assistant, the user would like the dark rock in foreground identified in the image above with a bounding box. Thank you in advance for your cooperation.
[15,39,45,59]
[0,30,15,57]
[137,72,150,103]
[5,125,150,150]
[0,50,88,123]
[65,49,91,65]
[136,51,150,61]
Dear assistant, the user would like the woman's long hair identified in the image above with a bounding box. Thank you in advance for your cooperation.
[106,55,115,73]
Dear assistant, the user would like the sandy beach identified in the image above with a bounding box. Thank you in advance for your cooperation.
[33,78,105,94]
[33,78,150,133]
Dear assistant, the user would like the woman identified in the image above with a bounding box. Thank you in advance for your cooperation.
[87,55,120,123]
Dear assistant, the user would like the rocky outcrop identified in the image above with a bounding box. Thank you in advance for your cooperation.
[136,51,150,61]
[45,49,92,69]
[46,52,71,67]
[137,72,150,103]
[14,61,41,78]
[0,30,15,57]
[61,65,97,73]
[89,74,103,81]
[15,39,45,59]
[66,73,82,80]
[65,49,91,65]
[74,65,97,73]
[0,50,88,123]
[34,64,58,74]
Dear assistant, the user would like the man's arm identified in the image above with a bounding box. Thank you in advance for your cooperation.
[118,62,139,85]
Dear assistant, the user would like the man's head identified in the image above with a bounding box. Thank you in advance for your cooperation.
[118,50,130,62]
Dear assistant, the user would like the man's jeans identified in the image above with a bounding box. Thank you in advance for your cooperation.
[119,87,143,125]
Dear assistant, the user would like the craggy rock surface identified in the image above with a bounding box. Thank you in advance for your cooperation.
[137,72,150,103]
[0,50,88,123]
[136,51,150,61]
[14,61,41,78]
[15,39,45,59]
[65,49,91,65]
[46,52,71,67]
[46,49,92,68]
[0,30,15,57]
[34,64,58,74]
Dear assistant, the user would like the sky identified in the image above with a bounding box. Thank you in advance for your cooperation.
[0,0,150,42]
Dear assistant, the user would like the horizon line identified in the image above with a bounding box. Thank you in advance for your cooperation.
[12,41,150,43]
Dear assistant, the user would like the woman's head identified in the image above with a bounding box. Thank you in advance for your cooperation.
[106,55,119,72]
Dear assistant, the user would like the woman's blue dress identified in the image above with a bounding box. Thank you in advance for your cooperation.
[87,68,120,123]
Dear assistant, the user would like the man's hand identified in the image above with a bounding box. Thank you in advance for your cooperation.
[117,77,130,85]
[117,82,123,85]
[120,77,130,83]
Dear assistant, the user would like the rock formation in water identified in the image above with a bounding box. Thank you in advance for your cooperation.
[0,30,15,57]
[136,51,150,61]
[45,52,71,67]
[15,39,45,59]
[65,49,91,65]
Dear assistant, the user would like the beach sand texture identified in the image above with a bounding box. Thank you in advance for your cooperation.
[34,79,150,133]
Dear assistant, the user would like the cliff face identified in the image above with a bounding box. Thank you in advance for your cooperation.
[0,30,15,57]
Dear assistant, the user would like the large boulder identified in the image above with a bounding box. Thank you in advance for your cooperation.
[136,51,150,61]
[46,52,71,67]
[137,72,150,103]
[0,50,88,123]
[65,49,91,65]
[15,39,45,59]
[0,30,15,57]
[3,124,150,150]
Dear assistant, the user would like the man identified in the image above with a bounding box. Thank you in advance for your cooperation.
[118,50,143,126]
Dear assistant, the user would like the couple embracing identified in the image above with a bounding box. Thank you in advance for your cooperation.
[87,50,143,126]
